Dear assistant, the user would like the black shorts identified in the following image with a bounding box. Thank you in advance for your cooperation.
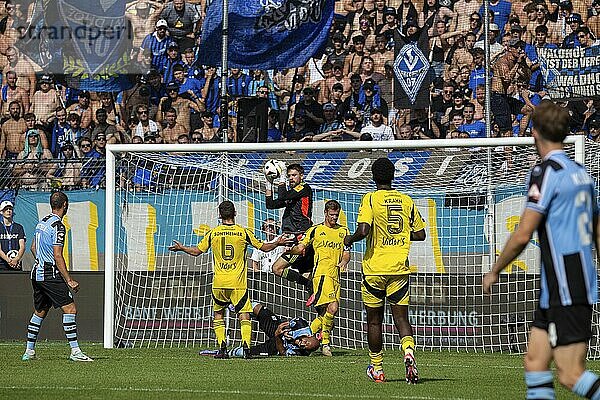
[531,304,592,348]
[252,307,285,357]
[32,277,74,311]
[281,245,314,274]
[255,306,284,338]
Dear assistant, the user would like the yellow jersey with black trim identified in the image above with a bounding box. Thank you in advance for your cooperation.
[357,189,425,275]
[197,223,263,289]
[300,223,350,279]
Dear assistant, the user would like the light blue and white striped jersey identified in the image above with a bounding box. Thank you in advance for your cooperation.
[526,150,598,308]
[31,214,65,282]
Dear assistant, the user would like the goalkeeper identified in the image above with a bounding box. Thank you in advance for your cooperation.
[209,302,320,358]
[169,201,291,359]
[264,162,315,304]
[285,200,350,357]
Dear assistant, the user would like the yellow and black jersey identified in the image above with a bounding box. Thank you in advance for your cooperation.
[357,189,425,275]
[197,223,263,289]
[300,223,350,279]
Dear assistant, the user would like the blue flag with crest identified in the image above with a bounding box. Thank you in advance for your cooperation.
[199,0,334,69]
[17,0,133,92]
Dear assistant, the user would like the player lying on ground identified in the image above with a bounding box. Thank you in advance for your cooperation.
[169,200,292,359]
[200,302,320,358]
[285,200,350,356]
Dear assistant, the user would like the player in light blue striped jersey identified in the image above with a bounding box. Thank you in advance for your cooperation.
[22,191,92,362]
[483,100,600,400]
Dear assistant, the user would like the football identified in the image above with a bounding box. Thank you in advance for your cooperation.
[263,159,285,182]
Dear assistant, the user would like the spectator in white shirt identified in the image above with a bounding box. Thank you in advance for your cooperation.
[359,108,394,141]
[251,219,286,272]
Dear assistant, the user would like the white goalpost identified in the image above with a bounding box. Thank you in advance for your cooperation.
[103,137,600,356]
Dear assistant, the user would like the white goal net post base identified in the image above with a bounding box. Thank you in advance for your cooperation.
[104,137,600,357]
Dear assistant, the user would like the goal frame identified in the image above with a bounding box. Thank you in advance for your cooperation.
[103,136,586,349]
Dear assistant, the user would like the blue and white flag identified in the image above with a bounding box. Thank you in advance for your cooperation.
[392,24,434,109]
[199,0,334,69]
[17,0,133,92]
[538,46,600,100]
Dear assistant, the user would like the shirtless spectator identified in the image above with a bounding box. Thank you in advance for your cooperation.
[0,101,25,159]
[66,91,93,131]
[370,35,394,75]
[47,142,82,190]
[588,0,600,39]
[327,62,352,99]
[359,56,384,84]
[0,70,29,119]
[93,92,124,127]
[453,0,480,32]
[492,39,530,95]
[91,109,118,145]
[157,82,203,132]
[31,75,61,127]
[161,108,187,143]
[313,62,333,104]
[127,0,164,50]
[344,35,368,76]
[3,47,36,99]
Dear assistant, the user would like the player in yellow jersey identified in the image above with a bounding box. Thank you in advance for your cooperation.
[169,201,291,359]
[344,158,426,384]
[286,200,350,356]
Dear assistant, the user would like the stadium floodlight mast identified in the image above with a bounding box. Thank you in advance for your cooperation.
[104,137,587,351]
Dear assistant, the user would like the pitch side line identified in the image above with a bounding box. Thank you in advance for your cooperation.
[0,385,472,400]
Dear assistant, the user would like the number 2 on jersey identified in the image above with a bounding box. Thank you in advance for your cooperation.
[575,190,593,246]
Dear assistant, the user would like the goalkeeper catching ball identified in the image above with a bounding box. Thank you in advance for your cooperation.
[264,162,316,306]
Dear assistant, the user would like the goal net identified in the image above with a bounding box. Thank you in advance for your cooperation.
[104,137,600,356]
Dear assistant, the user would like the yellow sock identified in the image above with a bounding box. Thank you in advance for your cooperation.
[401,336,415,356]
[214,319,225,346]
[240,320,252,347]
[369,351,383,370]
[310,316,323,335]
[321,312,335,345]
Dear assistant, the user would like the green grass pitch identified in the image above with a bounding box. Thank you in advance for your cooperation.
[2,341,600,399]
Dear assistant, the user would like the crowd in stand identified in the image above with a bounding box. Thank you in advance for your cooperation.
[0,0,600,189]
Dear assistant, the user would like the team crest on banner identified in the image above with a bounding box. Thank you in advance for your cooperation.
[58,0,127,75]
[393,43,430,105]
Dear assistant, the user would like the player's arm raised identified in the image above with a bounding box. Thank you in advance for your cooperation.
[168,240,205,256]
[247,228,293,253]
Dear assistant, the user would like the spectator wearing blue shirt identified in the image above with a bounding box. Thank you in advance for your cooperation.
[469,49,486,99]
[50,107,70,158]
[479,0,511,36]
[161,42,183,84]
[173,64,203,99]
[227,69,251,98]
[562,13,583,48]
[460,103,487,138]
[139,19,174,72]
[267,109,283,142]
[199,66,221,114]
